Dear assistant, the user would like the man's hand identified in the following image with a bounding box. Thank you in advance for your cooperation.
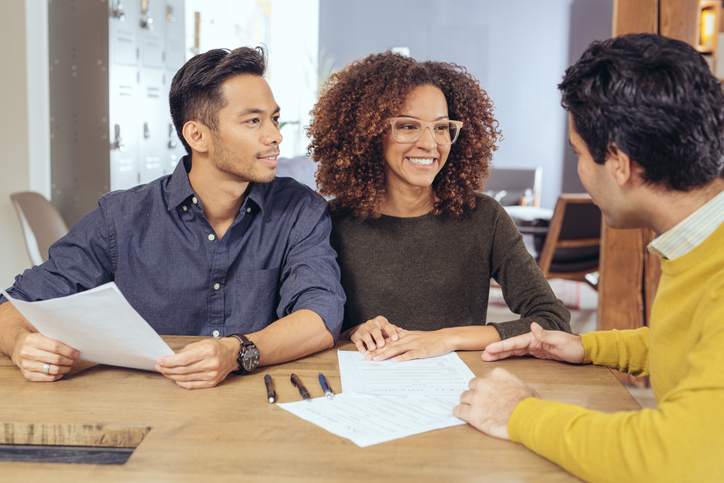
[156,338,240,389]
[349,316,401,352]
[11,332,80,382]
[367,330,452,361]
[482,322,585,363]
[453,368,535,440]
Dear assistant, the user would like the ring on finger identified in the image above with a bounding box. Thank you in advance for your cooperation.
[42,363,51,375]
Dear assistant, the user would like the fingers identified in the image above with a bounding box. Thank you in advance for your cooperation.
[352,336,367,354]
[156,358,208,376]
[391,350,422,362]
[20,360,72,376]
[27,334,80,360]
[361,331,377,351]
[166,370,221,383]
[530,322,549,342]
[482,333,535,362]
[18,360,69,382]
[370,343,406,361]
[12,333,80,383]
[350,324,377,352]
[157,342,210,368]
[485,333,534,355]
[20,346,77,367]
[20,369,64,382]
[453,403,471,421]
[350,316,399,352]
[175,379,219,390]
[458,389,474,405]
[381,321,400,342]
[156,341,231,387]
[369,327,386,350]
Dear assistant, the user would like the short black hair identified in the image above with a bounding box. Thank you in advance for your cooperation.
[559,33,724,191]
[169,47,266,154]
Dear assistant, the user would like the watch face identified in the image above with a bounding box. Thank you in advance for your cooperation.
[241,344,260,372]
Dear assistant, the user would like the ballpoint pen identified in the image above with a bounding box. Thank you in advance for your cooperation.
[290,373,311,401]
[318,372,334,399]
[264,374,276,404]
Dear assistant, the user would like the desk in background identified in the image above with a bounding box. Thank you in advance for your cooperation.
[0,337,640,482]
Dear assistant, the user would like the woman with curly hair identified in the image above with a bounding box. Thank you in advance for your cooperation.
[309,52,570,361]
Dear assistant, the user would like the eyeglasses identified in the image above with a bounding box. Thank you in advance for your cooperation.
[388,117,464,145]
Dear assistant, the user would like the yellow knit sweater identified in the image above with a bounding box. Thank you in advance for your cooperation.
[508,223,724,483]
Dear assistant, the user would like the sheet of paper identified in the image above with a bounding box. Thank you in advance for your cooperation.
[2,282,173,371]
[338,350,476,399]
[278,393,464,447]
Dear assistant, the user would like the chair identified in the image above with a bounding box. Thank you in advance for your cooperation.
[481,166,542,206]
[10,191,69,266]
[537,194,601,282]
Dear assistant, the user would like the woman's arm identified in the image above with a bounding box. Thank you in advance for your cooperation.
[489,205,571,339]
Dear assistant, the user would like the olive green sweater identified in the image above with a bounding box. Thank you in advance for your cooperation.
[331,194,570,338]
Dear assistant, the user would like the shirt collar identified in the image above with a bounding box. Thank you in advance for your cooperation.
[166,156,268,214]
[648,189,724,260]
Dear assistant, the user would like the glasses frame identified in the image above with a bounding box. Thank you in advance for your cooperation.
[387,117,464,145]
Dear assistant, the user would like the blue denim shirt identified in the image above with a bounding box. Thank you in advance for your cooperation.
[1,158,345,339]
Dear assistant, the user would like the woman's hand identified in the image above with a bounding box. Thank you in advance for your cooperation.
[349,316,401,353]
[366,330,452,361]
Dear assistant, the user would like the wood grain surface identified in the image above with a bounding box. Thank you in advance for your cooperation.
[0,337,640,482]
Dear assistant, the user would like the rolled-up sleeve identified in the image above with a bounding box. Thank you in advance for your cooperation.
[277,201,345,341]
[0,206,114,305]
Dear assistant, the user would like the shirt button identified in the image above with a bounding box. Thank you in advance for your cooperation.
[213,283,221,290]
[192,196,198,204]
[246,207,252,213]
[212,330,220,338]
[182,206,188,212]
[208,234,216,241]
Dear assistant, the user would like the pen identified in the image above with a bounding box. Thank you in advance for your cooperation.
[290,373,311,401]
[318,372,334,399]
[264,374,276,404]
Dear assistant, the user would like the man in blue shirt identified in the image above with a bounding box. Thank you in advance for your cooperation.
[0,47,345,389]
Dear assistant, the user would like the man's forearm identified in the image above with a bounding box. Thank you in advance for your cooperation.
[246,309,334,366]
[0,302,34,358]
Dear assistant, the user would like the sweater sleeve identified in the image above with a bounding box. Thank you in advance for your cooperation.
[488,203,571,338]
[581,327,649,376]
[507,297,724,483]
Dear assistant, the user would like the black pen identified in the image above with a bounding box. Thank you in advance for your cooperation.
[264,374,276,404]
[290,373,311,401]
[318,372,334,399]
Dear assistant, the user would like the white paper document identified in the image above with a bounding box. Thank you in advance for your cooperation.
[277,351,477,447]
[278,393,465,447]
[338,350,476,399]
[2,282,173,371]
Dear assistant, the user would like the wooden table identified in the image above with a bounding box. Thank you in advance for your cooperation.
[0,337,640,482]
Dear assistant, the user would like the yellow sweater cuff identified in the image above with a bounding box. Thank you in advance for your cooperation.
[508,396,590,453]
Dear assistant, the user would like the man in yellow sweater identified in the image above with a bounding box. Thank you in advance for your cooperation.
[454,33,724,482]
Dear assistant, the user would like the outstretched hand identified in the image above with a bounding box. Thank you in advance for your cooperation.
[481,322,584,363]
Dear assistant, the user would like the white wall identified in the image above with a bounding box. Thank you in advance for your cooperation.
[0,1,32,287]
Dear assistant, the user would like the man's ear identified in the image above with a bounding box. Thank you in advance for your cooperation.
[606,145,635,187]
[182,121,210,153]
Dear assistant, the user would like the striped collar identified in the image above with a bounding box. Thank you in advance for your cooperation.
[649,189,724,260]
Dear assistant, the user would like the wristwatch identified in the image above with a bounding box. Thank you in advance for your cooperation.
[229,334,260,375]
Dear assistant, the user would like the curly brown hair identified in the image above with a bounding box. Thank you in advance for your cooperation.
[308,52,500,219]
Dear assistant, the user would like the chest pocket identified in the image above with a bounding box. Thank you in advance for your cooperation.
[231,267,281,332]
